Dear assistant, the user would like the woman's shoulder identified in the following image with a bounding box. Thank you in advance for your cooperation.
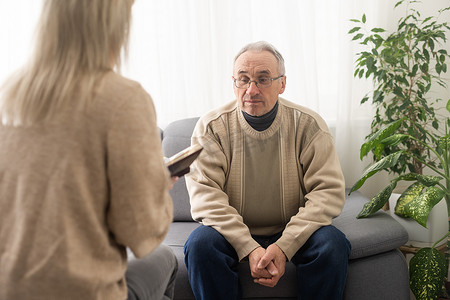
[87,72,154,125]
[94,72,152,108]
[101,72,147,97]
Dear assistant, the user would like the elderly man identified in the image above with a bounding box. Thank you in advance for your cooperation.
[184,41,351,300]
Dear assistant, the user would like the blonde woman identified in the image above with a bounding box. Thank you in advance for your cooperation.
[0,1,177,299]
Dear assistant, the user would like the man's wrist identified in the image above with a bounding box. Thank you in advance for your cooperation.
[273,242,289,261]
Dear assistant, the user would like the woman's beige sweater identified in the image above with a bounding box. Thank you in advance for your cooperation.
[0,72,172,300]
[186,98,345,261]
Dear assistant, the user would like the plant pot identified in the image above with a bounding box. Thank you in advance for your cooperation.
[389,193,448,248]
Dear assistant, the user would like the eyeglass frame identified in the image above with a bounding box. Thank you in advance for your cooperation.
[232,74,285,89]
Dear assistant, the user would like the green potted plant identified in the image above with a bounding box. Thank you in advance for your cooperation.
[348,1,450,299]
[350,118,449,299]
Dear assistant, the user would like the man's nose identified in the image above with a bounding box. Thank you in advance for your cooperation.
[246,81,260,95]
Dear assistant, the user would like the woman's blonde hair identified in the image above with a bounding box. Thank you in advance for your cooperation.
[0,0,134,126]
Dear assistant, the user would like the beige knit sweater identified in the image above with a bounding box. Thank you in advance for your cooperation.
[0,72,173,300]
[186,98,345,261]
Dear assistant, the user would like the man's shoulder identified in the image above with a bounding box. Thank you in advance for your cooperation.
[279,98,329,131]
[196,100,237,130]
[279,98,321,120]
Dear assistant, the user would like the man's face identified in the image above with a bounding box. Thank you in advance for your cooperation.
[233,50,286,116]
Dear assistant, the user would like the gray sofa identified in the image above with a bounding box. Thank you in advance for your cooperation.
[161,117,410,300]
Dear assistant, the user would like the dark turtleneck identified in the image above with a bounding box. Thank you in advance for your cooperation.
[242,101,279,131]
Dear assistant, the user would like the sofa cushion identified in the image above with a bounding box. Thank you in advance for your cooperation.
[344,249,409,299]
[334,190,408,259]
[162,117,199,221]
[162,117,199,156]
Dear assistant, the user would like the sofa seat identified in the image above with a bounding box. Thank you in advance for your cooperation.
[161,117,410,300]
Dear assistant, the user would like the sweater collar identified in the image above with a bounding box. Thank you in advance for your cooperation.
[242,101,279,132]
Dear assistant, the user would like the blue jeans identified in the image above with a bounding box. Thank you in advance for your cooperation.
[184,225,351,300]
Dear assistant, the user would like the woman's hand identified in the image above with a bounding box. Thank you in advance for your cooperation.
[169,176,179,190]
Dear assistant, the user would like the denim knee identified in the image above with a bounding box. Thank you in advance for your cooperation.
[314,226,350,260]
[292,225,351,266]
[184,225,241,300]
[184,225,237,262]
[325,226,350,257]
[185,226,216,257]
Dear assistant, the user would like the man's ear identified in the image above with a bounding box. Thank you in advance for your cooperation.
[279,76,286,94]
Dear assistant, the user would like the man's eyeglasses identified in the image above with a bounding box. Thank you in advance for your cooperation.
[233,75,284,89]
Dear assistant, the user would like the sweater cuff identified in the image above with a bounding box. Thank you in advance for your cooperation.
[236,239,262,261]
[275,233,308,261]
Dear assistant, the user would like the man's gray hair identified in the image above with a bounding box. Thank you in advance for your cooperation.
[234,41,285,75]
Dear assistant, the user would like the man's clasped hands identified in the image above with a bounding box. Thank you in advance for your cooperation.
[249,244,287,287]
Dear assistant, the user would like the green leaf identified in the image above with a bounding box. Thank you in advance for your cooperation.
[352,33,364,40]
[410,248,446,300]
[380,134,408,147]
[360,119,403,159]
[397,76,409,86]
[432,120,439,129]
[348,27,361,34]
[410,64,419,77]
[437,135,450,151]
[420,63,429,73]
[394,182,425,217]
[366,56,374,68]
[416,174,443,187]
[393,86,404,97]
[403,187,445,227]
[350,170,377,194]
[436,63,442,74]
[361,96,369,104]
[357,183,396,218]
[362,14,366,23]
[423,48,430,60]
[373,143,385,160]
[373,90,383,103]
[446,99,450,112]
[428,38,435,51]
[350,151,403,193]
[371,28,386,33]
[358,69,364,78]
[396,173,419,182]
[361,37,370,45]
[350,19,361,23]
[421,16,433,24]
[394,1,403,8]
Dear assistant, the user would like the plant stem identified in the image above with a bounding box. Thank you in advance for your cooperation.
[401,134,448,178]
[446,193,450,281]
[404,151,447,178]
[434,230,450,249]
[445,121,450,281]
